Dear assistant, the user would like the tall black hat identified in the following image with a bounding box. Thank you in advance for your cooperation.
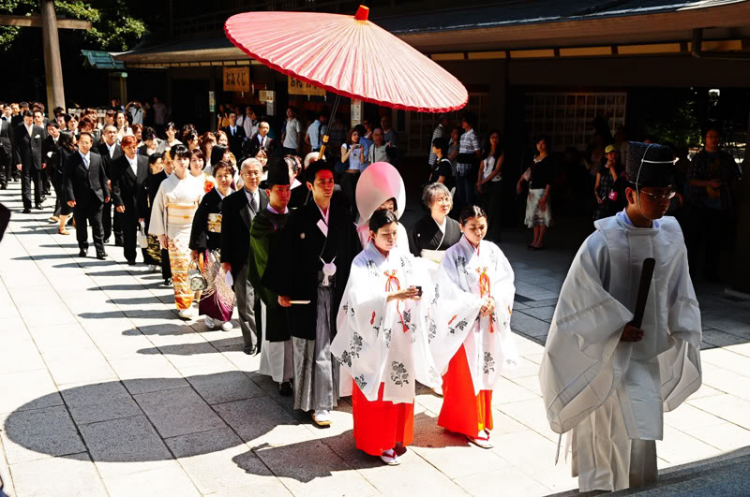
[625,142,675,189]
[265,156,290,187]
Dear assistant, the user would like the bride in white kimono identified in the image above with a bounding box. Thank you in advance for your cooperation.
[339,161,411,398]
[539,142,702,492]
[430,205,518,449]
[331,209,439,466]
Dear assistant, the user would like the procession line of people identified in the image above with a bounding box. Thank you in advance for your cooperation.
[2,99,703,492]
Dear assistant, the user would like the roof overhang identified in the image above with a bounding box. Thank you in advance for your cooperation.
[114,1,750,66]
[396,1,750,52]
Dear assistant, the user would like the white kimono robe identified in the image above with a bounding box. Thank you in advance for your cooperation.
[331,243,440,404]
[430,236,518,394]
[539,212,702,492]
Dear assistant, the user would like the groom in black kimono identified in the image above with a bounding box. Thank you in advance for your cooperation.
[266,160,360,426]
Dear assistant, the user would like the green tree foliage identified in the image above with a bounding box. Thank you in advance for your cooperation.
[642,88,702,147]
[0,0,146,52]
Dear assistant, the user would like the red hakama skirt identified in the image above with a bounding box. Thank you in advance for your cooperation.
[352,381,414,456]
[438,344,493,438]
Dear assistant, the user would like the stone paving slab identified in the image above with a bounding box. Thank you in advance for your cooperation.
[2,182,750,496]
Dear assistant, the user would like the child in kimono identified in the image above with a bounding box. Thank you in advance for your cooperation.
[539,142,702,492]
[430,205,518,449]
[332,209,439,465]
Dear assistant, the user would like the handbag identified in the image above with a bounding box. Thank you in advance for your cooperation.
[187,257,207,292]
[137,221,148,248]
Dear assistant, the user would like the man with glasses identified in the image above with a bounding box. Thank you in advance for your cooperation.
[540,141,701,493]
[221,158,268,355]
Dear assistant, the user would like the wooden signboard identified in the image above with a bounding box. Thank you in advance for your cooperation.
[223,67,250,92]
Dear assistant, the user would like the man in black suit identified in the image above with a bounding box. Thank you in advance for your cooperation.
[110,135,149,265]
[221,157,268,355]
[63,132,110,259]
[33,108,51,197]
[243,121,274,159]
[13,110,45,212]
[222,111,247,158]
[95,125,123,246]
[0,112,12,189]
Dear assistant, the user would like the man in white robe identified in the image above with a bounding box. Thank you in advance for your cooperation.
[539,142,702,492]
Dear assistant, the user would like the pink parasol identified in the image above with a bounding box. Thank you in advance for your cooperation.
[224,6,468,114]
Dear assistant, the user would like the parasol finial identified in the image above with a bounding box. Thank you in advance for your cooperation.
[354,5,369,21]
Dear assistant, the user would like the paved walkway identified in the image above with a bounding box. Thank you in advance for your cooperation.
[1,181,750,497]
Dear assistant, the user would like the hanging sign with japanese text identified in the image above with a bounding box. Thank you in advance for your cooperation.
[288,77,326,96]
[223,67,250,92]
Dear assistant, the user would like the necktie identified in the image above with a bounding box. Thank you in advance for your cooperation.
[83,155,89,169]
[250,192,257,213]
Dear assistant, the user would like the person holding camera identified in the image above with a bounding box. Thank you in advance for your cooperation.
[341,124,367,216]
[331,209,439,466]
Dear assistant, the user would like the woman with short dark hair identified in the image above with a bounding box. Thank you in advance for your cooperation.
[189,160,236,330]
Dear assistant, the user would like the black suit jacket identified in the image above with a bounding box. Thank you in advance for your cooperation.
[222,125,246,158]
[95,142,122,177]
[110,154,149,217]
[0,119,12,161]
[220,188,268,279]
[13,124,44,169]
[41,135,59,169]
[244,133,274,158]
[63,152,110,207]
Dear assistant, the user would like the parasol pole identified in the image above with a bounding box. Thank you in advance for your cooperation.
[317,92,341,160]
[316,5,368,161]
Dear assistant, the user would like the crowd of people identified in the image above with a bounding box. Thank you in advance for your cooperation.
[0,96,740,493]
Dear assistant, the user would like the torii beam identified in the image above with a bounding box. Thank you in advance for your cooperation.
[0,1,92,111]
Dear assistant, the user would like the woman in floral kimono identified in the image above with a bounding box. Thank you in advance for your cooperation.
[189,160,235,330]
[430,205,518,449]
[332,209,439,466]
[149,145,205,319]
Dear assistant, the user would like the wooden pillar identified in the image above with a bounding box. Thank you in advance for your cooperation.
[40,0,65,111]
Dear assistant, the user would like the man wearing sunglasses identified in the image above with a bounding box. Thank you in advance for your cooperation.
[540,141,702,493]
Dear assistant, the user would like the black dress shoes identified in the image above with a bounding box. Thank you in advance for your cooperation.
[127,260,136,266]
[78,249,87,257]
[23,208,31,213]
[96,252,108,260]
[115,238,124,247]
[243,345,257,356]
[279,381,293,397]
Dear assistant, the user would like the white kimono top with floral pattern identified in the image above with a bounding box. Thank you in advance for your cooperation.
[430,236,519,395]
[331,242,440,404]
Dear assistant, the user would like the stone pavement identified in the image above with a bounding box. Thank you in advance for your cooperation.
[1,181,750,497]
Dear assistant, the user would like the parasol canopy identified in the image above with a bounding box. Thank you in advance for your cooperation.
[225,6,468,113]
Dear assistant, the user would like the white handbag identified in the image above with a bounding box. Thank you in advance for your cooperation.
[137,221,148,248]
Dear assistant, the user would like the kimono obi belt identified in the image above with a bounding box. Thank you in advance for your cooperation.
[207,213,222,233]
[166,203,198,227]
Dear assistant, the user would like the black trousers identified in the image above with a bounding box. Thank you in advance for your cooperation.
[74,198,105,254]
[121,206,146,263]
[0,153,11,187]
[102,201,123,242]
[481,180,503,243]
[686,206,729,280]
[21,165,42,209]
